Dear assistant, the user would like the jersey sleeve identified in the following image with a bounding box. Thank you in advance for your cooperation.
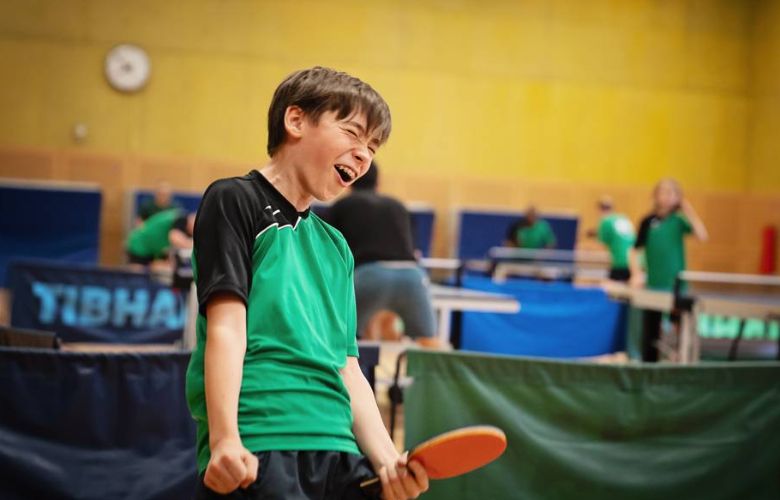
[634,216,651,248]
[193,180,255,315]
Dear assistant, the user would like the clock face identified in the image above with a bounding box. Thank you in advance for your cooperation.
[104,44,151,93]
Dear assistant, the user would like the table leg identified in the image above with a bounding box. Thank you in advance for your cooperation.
[437,307,452,346]
[679,311,692,364]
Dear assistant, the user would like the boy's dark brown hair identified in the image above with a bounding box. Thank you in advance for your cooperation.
[267,66,392,157]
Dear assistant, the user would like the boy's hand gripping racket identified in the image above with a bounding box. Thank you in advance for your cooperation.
[360,425,507,494]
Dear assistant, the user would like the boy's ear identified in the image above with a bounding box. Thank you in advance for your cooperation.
[284,105,306,139]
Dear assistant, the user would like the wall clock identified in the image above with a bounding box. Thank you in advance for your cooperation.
[104,43,151,93]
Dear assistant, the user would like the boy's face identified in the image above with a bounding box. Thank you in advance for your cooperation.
[290,109,378,202]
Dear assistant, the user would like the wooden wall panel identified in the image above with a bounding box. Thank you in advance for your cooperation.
[134,155,198,191]
[101,229,125,267]
[0,147,56,180]
[58,151,126,265]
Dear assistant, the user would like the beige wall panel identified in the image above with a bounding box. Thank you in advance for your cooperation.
[0,147,56,180]
[200,161,255,191]
[0,146,777,272]
[135,156,197,191]
[451,176,527,209]
[100,229,125,267]
[61,151,125,210]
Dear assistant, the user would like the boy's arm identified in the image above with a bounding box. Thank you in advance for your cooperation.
[202,294,258,494]
[341,357,429,500]
[680,199,709,242]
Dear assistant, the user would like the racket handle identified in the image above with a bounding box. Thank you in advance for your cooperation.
[360,476,382,496]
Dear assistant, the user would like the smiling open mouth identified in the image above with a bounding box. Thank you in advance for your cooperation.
[334,164,356,183]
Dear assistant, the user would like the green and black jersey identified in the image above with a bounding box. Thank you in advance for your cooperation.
[185,170,360,474]
[126,208,187,259]
[635,211,692,290]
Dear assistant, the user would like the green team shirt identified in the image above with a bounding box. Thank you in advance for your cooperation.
[635,211,692,290]
[126,208,182,258]
[597,214,635,269]
[185,171,360,474]
[511,219,556,249]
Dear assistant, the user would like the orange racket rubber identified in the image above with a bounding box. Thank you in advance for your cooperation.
[360,425,507,493]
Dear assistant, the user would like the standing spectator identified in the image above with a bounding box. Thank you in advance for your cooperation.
[328,162,437,344]
[136,181,181,225]
[630,178,708,362]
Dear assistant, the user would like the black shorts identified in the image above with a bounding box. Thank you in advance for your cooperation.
[195,450,380,500]
[608,268,631,282]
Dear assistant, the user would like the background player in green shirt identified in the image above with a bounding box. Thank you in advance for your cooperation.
[186,67,429,499]
[629,178,708,362]
[588,196,635,282]
[135,181,182,225]
[505,205,557,249]
[125,208,194,269]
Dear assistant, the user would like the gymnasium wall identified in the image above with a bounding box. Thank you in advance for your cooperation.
[0,1,778,271]
[0,0,759,188]
[749,0,780,192]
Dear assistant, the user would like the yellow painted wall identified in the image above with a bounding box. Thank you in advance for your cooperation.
[0,0,756,191]
[749,0,780,192]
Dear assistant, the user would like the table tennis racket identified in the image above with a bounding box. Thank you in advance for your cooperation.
[360,425,507,494]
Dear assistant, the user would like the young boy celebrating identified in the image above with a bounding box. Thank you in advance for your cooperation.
[185,67,429,499]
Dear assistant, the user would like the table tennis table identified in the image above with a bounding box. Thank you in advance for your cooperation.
[604,271,780,363]
[420,250,610,284]
[489,247,610,283]
[182,276,520,349]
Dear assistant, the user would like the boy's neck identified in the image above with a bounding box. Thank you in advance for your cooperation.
[260,157,313,212]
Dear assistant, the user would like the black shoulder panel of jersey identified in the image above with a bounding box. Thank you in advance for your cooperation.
[634,213,655,249]
[194,171,295,314]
